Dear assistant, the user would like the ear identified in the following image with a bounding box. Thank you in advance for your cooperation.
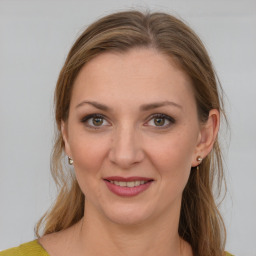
[192,109,220,167]
[61,120,72,158]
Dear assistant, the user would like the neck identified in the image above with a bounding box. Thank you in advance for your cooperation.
[74,200,187,256]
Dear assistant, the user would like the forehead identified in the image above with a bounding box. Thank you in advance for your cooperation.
[71,48,195,110]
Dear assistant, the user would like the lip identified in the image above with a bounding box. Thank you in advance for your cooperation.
[103,176,154,197]
[103,176,154,182]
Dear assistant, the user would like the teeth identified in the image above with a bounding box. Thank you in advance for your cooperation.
[127,181,135,187]
[111,180,148,187]
[135,181,140,186]
[119,181,126,186]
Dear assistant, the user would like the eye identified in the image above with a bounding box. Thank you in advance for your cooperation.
[146,114,175,128]
[81,114,110,129]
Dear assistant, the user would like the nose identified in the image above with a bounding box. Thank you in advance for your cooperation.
[108,124,144,169]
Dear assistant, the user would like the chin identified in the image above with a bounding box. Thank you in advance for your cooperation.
[100,202,156,226]
[107,212,151,226]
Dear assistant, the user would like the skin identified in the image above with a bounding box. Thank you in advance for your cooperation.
[39,48,219,256]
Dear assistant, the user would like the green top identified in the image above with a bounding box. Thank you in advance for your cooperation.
[0,240,49,256]
[0,240,234,256]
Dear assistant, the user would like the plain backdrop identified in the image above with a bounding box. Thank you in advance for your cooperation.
[0,1,255,255]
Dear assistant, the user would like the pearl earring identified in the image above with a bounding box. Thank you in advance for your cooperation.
[197,156,203,162]
[68,156,73,165]
[196,156,202,171]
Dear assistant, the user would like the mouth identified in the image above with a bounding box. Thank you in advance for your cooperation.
[104,179,152,187]
[103,176,154,197]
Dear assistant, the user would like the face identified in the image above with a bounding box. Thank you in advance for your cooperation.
[62,48,204,226]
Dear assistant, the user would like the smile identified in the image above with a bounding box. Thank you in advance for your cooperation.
[103,176,154,197]
[108,180,149,187]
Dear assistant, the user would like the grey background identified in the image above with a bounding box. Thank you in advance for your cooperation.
[0,1,255,255]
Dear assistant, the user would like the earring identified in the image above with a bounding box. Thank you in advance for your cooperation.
[197,156,203,162]
[68,156,73,165]
[196,156,202,171]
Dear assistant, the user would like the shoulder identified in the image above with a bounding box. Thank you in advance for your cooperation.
[0,240,49,256]
[225,252,234,256]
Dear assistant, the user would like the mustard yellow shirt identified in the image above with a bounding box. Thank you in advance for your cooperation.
[0,240,234,256]
[0,241,48,256]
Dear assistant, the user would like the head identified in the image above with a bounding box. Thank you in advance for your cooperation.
[37,11,226,256]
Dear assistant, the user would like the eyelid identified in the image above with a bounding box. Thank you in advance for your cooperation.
[80,113,175,129]
[144,113,175,128]
[81,113,111,129]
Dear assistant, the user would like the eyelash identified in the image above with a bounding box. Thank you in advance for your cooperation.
[146,113,175,128]
[81,113,175,129]
[81,114,109,129]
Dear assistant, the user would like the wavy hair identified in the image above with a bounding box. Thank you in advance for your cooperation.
[36,10,227,256]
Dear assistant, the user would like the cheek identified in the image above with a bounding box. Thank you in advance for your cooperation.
[70,132,109,168]
[147,130,196,185]
[68,131,110,192]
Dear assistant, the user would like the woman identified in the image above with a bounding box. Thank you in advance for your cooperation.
[0,10,233,256]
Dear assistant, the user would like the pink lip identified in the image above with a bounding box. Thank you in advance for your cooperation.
[103,176,154,197]
[103,176,153,182]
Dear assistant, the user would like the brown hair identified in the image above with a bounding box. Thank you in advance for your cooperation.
[36,10,227,256]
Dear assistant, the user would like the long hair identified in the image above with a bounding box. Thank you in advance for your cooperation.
[36,11,227,256]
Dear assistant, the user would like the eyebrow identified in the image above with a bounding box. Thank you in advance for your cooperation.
[76,101,110,111]
[76,100,182,111]
[140,101,182,111]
